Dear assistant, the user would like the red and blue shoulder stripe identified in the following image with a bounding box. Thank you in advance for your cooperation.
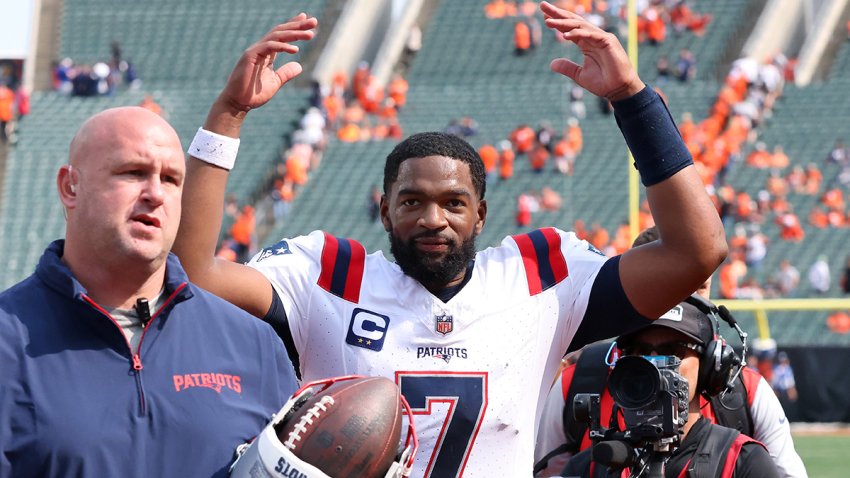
[511,227,569,295]
[317,232,366,303]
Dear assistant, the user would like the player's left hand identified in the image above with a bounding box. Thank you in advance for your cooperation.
[219,13,317,113]
[540,1,642,102]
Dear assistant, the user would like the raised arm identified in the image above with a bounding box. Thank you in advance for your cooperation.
[541,2,726,319]
[173,14,317,318]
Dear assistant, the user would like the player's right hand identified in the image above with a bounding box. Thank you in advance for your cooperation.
[540,1,642,102]
[219,14,317,113]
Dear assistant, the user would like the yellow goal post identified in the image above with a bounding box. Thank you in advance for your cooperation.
[714,298,850,340]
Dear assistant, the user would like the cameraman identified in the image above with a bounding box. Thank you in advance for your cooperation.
[560,299,779,477]
[535,228,806,477]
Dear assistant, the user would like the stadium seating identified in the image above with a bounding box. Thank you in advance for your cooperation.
[0,0,324,288]
[59,0,323,86]
[710,29,850,344]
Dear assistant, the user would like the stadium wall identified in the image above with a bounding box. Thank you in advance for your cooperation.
[781,347,850,422]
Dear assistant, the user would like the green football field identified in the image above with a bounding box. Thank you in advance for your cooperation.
[794,434,850,477]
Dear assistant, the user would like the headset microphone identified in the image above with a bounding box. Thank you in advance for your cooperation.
[135,298,151,325]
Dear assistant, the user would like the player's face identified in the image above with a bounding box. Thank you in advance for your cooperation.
[72,118,184,268]
[623,327,701,403]
[382,155,486,289]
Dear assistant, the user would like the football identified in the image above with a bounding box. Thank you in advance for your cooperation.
[275,376,405,478]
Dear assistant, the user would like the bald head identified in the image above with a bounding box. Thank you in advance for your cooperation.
[69,106,181,169]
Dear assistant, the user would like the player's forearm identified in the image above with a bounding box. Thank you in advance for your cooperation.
[645,167,727,279]
[614,87,726,317]
[614,87,725,273]
[173,157,231,282]
[174,97,248,278]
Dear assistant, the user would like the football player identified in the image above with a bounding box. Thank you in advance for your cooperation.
[174,3,727,476]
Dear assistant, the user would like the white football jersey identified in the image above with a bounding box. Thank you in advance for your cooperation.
[248,227,607,477]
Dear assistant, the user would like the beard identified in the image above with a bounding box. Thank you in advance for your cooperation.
[389,229,477,288]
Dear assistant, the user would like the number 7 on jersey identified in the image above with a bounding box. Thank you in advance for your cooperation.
[397,372,488,478]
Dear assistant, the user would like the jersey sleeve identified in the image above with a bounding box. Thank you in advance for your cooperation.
[507,227,648,353]
[750,375,809,477]
[246,231,325,353]
[509,227,606,320]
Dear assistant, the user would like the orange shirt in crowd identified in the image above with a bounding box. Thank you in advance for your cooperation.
[776,212,805,241]
[719,257,747,299]
[511,125,535,154]
[770,148,789,169]
[514,21,531,51]
[337,123,361,142]
[827,311,850,334]
[138,95,163,116]
[639,204,655,231]
[553,139,572,158]
[388,119,403,139]
[388,76,409,108]
[499,148,515,180]
[279,179,294,203]
[479,144,499,174]
[516,194,533,227]
[827,209,846,227]
[0,86,15,122]
[573,219,589,241]
[484,0,517,18]
[285,154,308,186]
[331,71,348,93]
[529,144,549,171]
[378,100,398,120]
[323,94,342,124]
[343,104,365,124]
[540,186,562,211]
[805,165,822,194]
[822,188,845,211]
[770,196,789,214]
[566,124,583,154]
[766,175,788,197]
[809,207,828,228]
[230,206,255,248]
[358,76,384,114]
[610,223,632,255]
[352,64,370,99]
[645,8,666,43]
[735,191,754,220]
[746,148,771,168]
[519,0,538,17]
[588,225,610,251]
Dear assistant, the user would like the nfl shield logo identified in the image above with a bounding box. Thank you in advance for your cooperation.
[435,314,453,335]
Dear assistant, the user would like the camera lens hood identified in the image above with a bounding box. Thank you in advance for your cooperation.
[608,356,662,410]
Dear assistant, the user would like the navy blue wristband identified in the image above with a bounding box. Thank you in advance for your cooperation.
[612,85,694,187]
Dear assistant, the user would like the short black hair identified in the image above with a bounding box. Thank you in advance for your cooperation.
[631,226,659,248]
[383,132,486,199]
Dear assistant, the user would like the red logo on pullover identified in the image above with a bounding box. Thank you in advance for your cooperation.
[173,373,242,394]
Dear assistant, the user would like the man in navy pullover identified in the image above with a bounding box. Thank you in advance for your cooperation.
[0,107,298,477]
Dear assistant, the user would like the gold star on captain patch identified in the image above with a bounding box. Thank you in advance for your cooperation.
[366,340,372,345]
[358,338,363,343]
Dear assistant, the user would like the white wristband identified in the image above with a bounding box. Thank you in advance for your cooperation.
[187,127,240,170]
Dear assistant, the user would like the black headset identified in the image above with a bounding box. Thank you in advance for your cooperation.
[684,295,748,398]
